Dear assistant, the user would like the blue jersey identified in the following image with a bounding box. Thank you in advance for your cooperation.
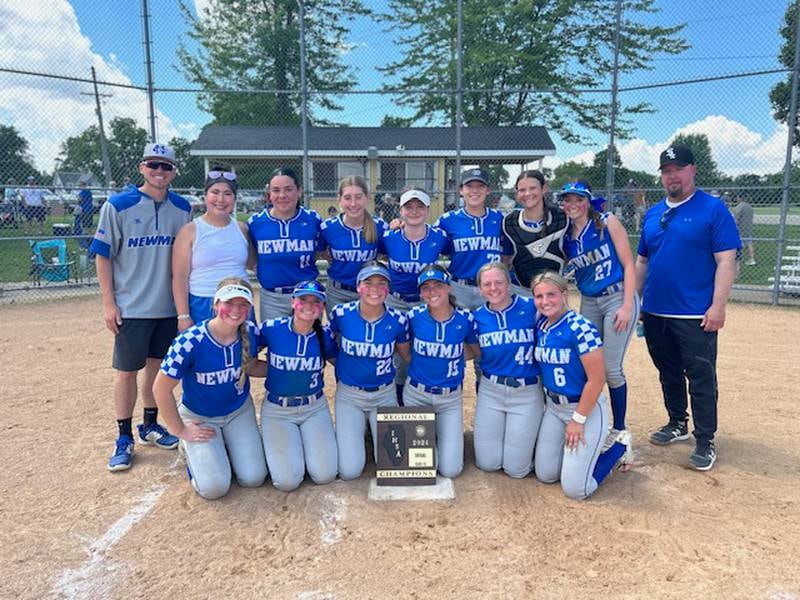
[563,213,624,297]
[637,190,741,317]
[380,225,450,301]
[248,207,322,289]
[78,189,93,215]
[473,295,540,378]
[320,215,388,288]
[435,208,509,280]
[329,301,410,388]
[258,317,337,398]
[160,320,258,417]
[407,305,478,388]
[535,311,603,400]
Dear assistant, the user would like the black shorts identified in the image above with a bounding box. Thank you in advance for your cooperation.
[112,317,178,371]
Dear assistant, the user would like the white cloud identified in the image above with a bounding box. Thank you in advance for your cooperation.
[0,0,179,173]
[548,116,789,177]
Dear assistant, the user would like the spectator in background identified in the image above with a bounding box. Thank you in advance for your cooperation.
[4,178,19,223]
[21,175,47,235]
[78,179,94,230]
[731,193,756,266]
[634,186,648,232]
[379,192,400,223]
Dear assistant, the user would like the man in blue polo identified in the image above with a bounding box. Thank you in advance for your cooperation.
[91,143,192,472]
[635,144,740,471]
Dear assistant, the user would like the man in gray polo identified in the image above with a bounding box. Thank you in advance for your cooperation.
[90,143,192,472]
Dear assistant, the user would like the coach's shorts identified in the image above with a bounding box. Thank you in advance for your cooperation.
[25,205,46,222]
[112,317,178,371]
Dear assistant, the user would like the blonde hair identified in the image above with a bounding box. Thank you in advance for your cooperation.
[530,271,569,295]
[476,261,511,287]
[215,276,254,392]
[338,175,376,244]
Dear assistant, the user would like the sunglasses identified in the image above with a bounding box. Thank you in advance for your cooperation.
[143,161,175,172]
[659,206,679,229]
[207,170,236,181]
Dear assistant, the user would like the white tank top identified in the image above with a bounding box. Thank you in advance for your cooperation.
[189,216,250,296]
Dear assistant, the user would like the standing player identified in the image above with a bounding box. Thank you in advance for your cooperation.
[329,261,410,480]
[153,278,268,499]
[532,272,632,500]
[436,168,507,310]
[472,262,543,478]
[502,170,568,295]
[91,143,192,472]
[404,264,479,478]
[561,181,639,449]
[381,189,449,400]
[258,280,338,491]
[320,175,387,308]
[248,167,322,320]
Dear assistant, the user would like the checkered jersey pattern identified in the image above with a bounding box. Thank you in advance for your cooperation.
[161,325,206,379]
[567,312,603,355]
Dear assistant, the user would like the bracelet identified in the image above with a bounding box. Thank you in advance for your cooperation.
[177,314,191,320]
[571,411,587,425]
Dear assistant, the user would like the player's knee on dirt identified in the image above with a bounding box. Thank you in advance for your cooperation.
[235,465,267,489]
[560,476,595,501]
[534,462,560,484]
[194,476,231,500]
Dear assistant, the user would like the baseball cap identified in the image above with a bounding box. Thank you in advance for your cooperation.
[559,181,592,200]
[292,279,326,302]
[356,261,391,284]
[399,189,431,207]
[213,283,253,305]
[460,168,490,186]
[142,142,177,165]
[418,267,451,287]
[659,144,694,170]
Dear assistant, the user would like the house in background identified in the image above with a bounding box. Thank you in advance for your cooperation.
[190,126,555,217]
[52,171,101,194]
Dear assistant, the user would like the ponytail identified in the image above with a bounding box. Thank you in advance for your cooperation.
[237,320,251,393]
[312,319,327,362]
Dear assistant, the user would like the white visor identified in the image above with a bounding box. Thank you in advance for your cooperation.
[214,283,253,305]
[399,189,431,207]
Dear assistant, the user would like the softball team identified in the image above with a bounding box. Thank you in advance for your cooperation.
[471,262,544,478]
[329,261,410,480]
[404,264,478,478]
[153,278,268,500]
[531,272,632,500]
[257,280,338,491]
[560,181,640,449]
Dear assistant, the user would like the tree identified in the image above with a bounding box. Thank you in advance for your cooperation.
[667,133,721,188]
[769,1,799,147]
[178,0,369,127]
[58,117,148,184]
[379,0,687,142]
[0,124,42,183]
[169,137,206,191]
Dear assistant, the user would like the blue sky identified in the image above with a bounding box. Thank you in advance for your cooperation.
[1,0,793,175]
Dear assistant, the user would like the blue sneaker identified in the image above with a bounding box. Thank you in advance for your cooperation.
[137,422,179,450]
[108,435,134,472]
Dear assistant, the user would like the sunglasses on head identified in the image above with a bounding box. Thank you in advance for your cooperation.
[143,161,175,172]
[207,170,236,181]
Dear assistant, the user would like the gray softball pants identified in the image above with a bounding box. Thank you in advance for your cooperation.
[178,400,268,500]
[473,377,544,478]
[403,382,464,478]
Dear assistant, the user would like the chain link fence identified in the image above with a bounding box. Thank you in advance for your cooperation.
[1,0,799,306]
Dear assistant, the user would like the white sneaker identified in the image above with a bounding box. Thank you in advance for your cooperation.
[617,430,635,468]
[745,259,756,266]
[602,427,622,452]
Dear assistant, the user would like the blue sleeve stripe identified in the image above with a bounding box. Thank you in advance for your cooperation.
[90,238,110,258]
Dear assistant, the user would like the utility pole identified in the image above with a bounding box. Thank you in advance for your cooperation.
[81,67,113,186]
[141,0,157,141]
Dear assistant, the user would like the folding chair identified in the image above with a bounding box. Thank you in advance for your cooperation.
[30,239,75,286]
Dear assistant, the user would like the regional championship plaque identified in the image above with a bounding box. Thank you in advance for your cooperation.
[376,407,436,486]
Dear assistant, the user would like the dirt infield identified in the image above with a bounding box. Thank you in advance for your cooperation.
[1,297,799,599]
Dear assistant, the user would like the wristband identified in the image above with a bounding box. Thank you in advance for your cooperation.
[571,411,587,425]
[177,314,191,321]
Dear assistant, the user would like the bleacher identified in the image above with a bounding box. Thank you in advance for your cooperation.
[768,245,800,294]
